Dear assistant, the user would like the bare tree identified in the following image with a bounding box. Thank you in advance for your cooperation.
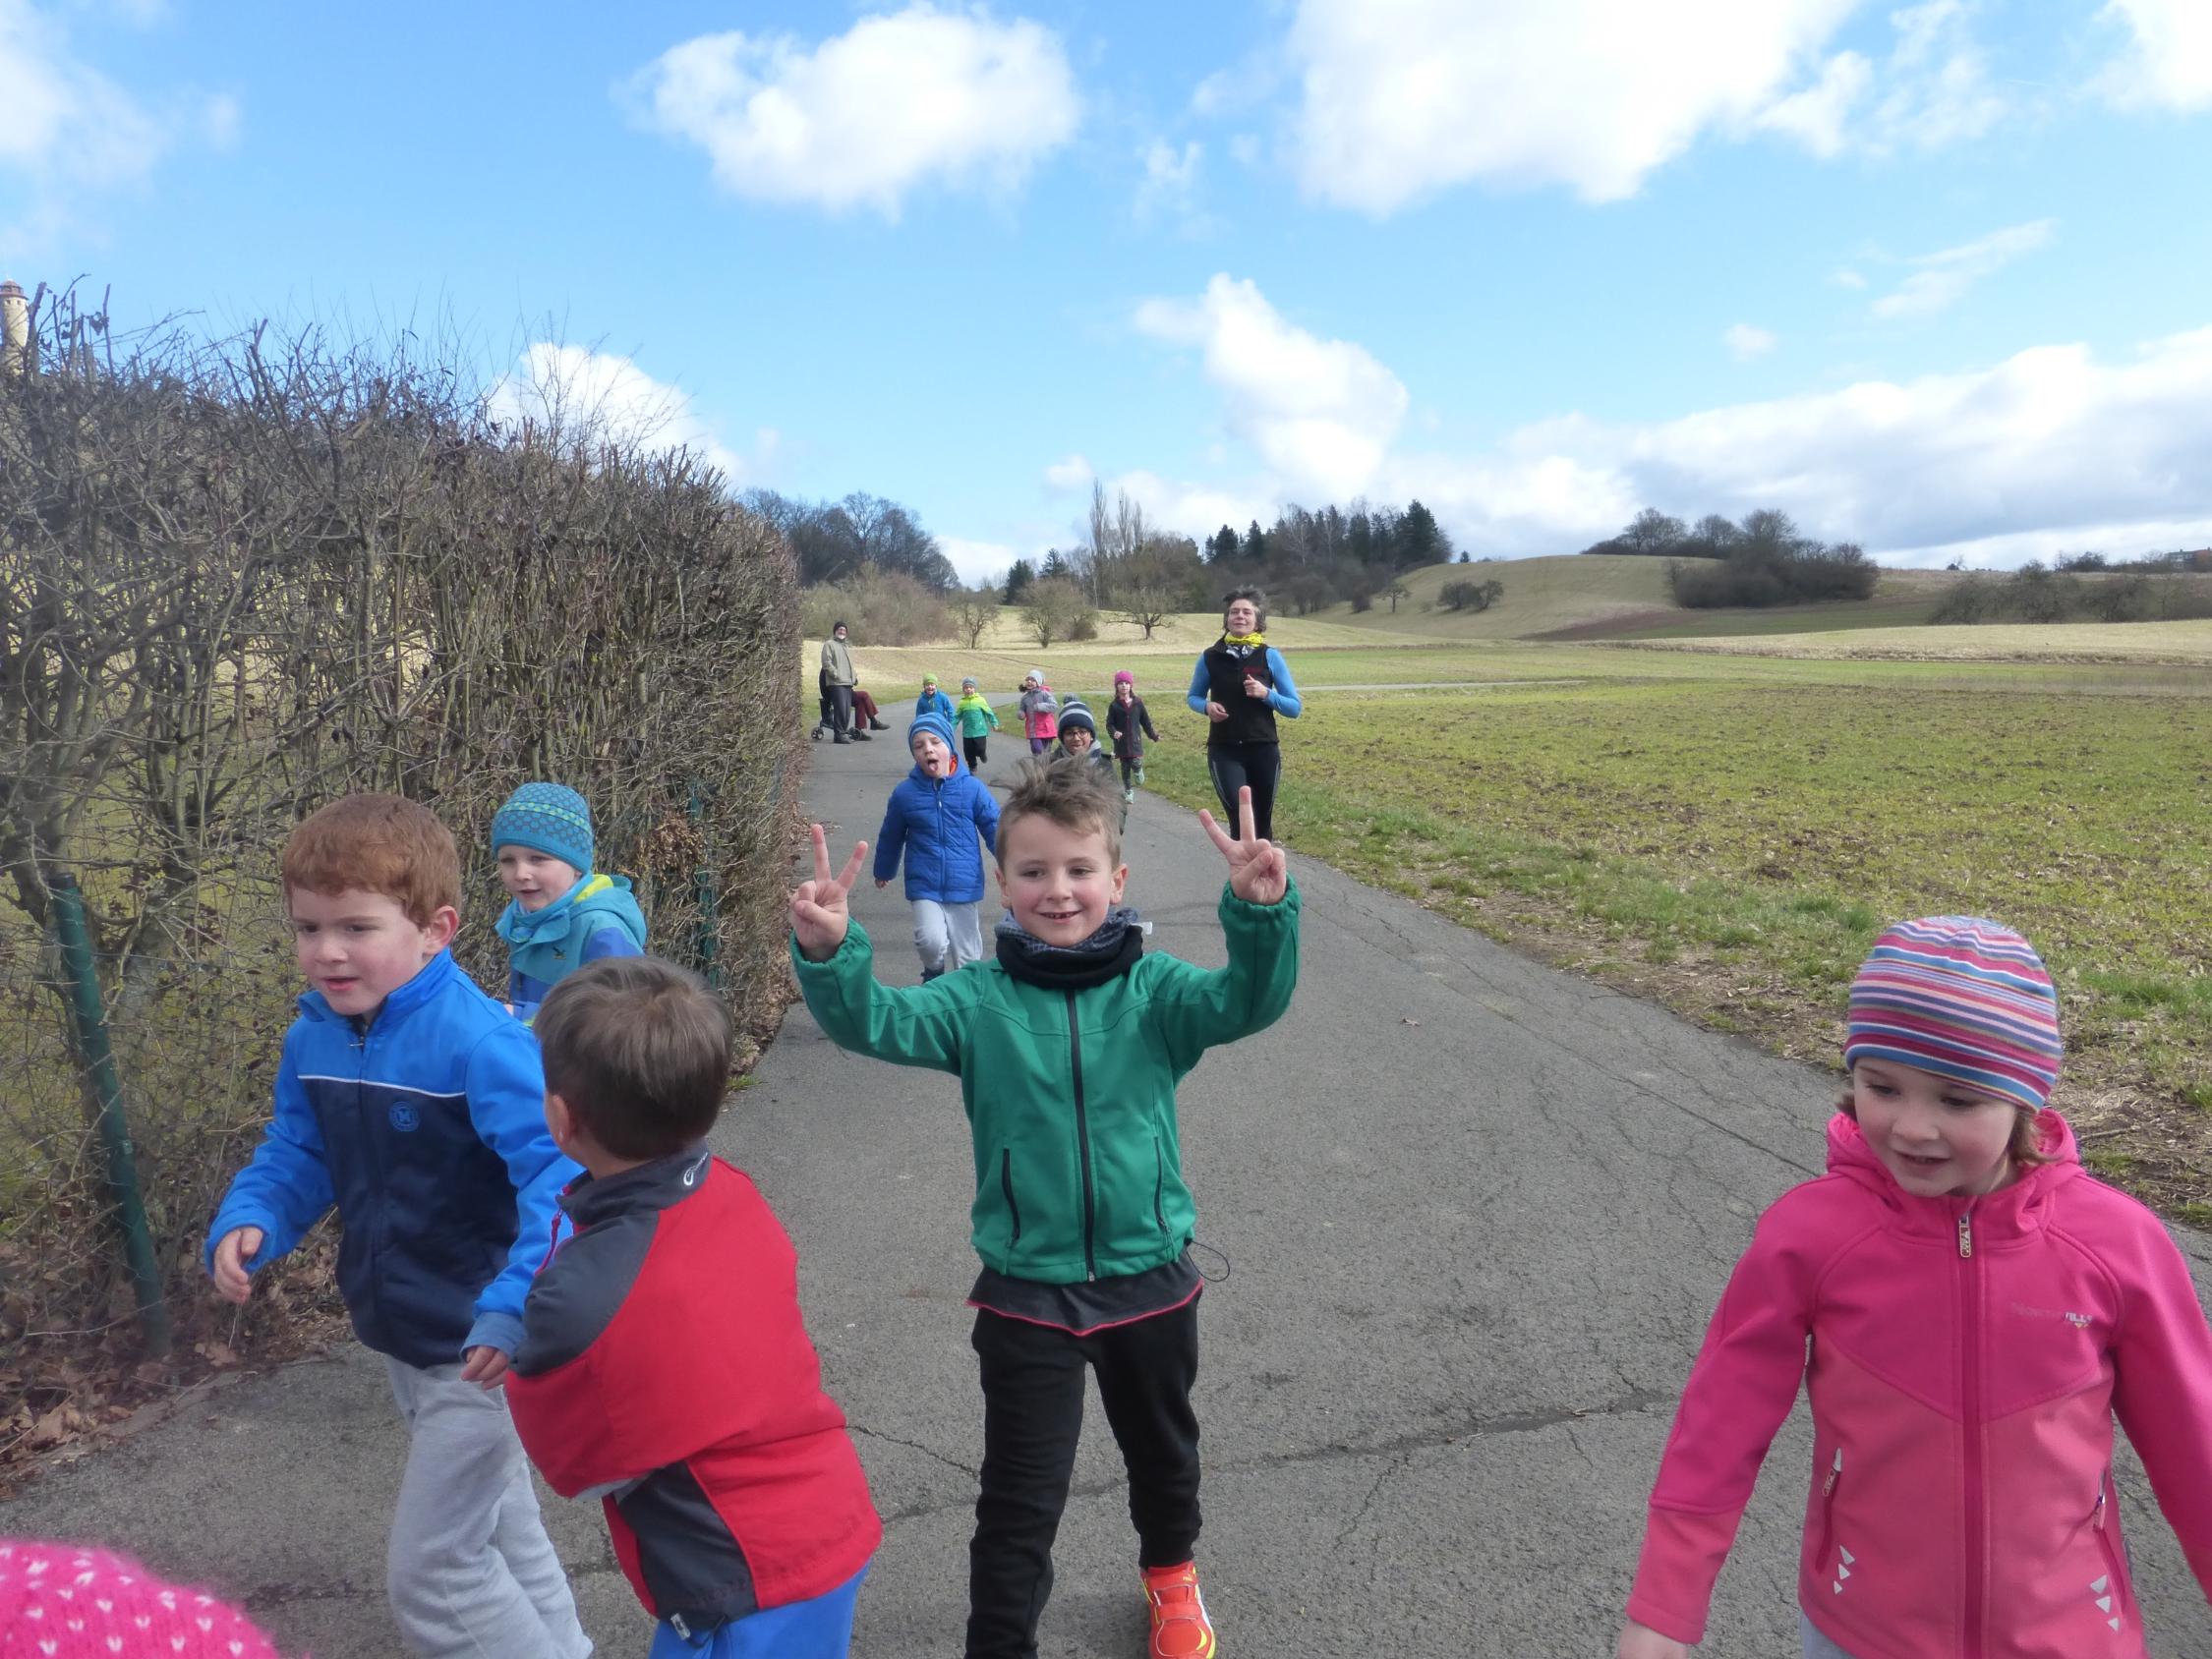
[950,585,1002,649]
[1117,582,1174,640]
[1021,577,1087,648]
[1384,580,1412,613]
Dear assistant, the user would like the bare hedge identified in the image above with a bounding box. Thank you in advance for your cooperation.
[1,291,802,1403]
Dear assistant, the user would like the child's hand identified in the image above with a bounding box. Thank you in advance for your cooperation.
[1199,786,1287,905]
[791,824,868,961]
[1616,1620,1692,1659]
[211,1226,264,1305]
[460,1345,511,1389]
[874,878,890,888]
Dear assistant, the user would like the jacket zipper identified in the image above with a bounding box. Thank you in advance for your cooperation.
[1001,1149,1022,1246]
[1154,1139,1168,1234]
[1065,990,1097,1281]
[1816,1446,1843,1574]
[1958,1203,1985,1654]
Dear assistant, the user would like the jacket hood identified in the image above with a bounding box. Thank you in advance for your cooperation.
[1824,1107,2081,1242]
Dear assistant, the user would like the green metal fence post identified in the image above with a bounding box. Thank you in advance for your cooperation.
[687,779,721,989]
[50,875,172,1358]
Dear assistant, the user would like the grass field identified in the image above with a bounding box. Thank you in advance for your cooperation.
[1116,659,2212,1224]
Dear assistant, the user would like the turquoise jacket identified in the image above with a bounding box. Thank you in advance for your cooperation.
[791,882,1300,1284]
[498,873,648,1019]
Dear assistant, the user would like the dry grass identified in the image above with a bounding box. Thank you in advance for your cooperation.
[1608,619,2212,663]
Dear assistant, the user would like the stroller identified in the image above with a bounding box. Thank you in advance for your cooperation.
[813,666,835,740]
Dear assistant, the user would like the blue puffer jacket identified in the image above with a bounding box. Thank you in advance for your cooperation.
[915,687,957,723]
[874,762,1001,903]
[204,950,580,1366]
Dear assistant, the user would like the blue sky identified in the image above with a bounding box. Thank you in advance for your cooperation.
[5,0,2209,581]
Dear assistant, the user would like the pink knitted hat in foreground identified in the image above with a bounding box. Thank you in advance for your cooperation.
[0,1541,285,1658]
[1841,915,2063,1114]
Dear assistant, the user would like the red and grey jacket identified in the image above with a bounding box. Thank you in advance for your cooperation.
[507,1147,880,1635]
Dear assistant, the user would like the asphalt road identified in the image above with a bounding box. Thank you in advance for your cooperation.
[6,714,2208,1657]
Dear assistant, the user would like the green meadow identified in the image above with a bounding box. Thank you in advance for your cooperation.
[1075,654,2212,1223]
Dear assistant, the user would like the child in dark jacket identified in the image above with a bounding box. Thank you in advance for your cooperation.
[509,957,881,1659]
[874,710,1002,980]
[492,781,647,1025]
[1105,670,1161,805]
[206,794,588,1658]
[791,759,1299,1659]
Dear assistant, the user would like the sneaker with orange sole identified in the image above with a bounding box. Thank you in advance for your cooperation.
[1140,1561,1216,1658]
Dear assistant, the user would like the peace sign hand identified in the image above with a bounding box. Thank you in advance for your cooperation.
[1198,786,1288,906]
[790,823,869,960]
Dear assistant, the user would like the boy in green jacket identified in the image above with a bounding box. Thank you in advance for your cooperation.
[790,758,1298,1659]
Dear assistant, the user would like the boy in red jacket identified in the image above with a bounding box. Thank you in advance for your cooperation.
[507,956,881,1658]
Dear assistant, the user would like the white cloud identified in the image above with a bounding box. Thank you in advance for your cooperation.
[1134,273,1408,499]
[488,343,765,487]
[1871,218,2055,319]
[1134,139,1203,227]
[2096,0,2212,111]
[1043,453,1093,492]
[0,0,231,254]
[940,536,1019,585]
[1725,323,1778,361]
[1132,288,2212,569]
[1392,328,2212,565]
[1286,0,1861,210]
[624,4,1078,218]
[1756,1,2006,161]
[1831,267,1869,289]
[1752,49,1871,156]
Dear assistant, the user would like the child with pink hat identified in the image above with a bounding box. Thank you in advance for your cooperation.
[0,1541,285,1657]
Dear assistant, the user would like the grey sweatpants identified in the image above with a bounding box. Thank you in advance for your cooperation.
[911,898,984,976]
[1800,1609,1855,1657]
[383,1357,592,1659]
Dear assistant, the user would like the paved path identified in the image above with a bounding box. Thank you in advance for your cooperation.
[6,718,2208,1657]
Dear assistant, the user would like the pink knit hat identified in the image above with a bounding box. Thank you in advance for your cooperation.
[1842,916,2063,1114]
[0,1541,285,1658]
[1113,670,1135,685]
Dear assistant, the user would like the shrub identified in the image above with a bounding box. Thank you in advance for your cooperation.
[800,566,953,646]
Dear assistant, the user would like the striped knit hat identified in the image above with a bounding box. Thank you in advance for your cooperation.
[1842,916,2063,1113]
[490,781,594,871]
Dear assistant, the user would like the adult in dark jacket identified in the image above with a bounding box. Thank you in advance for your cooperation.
[872,711,1002,979]
[1186,587,1302,840]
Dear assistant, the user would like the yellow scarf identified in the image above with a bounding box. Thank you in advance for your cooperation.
[1221,631,1266,648]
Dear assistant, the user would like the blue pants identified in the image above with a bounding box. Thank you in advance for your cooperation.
[649,1567,868,1658]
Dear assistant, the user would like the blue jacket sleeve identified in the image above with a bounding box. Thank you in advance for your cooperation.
[461,1020,581,1356]
[1264,649,1302,717]
[971,776,1001,855]
[874,786,908,884]
[579,924,643,964]
[204,1033,336,1277]
[1186,657,1211,715]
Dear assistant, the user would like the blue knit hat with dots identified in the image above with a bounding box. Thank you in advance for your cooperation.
[909,710,958,758]
[491,782,594,871]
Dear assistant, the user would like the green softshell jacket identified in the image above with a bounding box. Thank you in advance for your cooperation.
[791,881,1300,1284]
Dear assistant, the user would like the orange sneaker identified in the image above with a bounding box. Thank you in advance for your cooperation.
[1140,1560,1217,1658]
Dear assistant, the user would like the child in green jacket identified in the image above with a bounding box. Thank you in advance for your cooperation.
[954,675,1001,772]
[789,759,1298,1659]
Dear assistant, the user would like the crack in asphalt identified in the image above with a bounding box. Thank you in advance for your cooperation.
[876,1388,1672,1527]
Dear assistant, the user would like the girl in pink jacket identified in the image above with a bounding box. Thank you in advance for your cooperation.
[1620,916,2212,1659]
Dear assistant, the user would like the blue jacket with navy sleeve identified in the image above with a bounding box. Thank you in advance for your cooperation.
[873,762,1000,904]
[204,949,580,1366]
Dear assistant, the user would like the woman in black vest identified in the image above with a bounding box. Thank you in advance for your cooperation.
[1185,587,1303,840]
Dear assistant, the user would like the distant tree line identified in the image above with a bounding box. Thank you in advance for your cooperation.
[1582,507,1877,608]
[1931,559,2212,626]
[744,488,958,591]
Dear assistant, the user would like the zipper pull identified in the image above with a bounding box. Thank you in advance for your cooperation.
[1822,1447,1842,1494]
[1957,1212,1974,1258]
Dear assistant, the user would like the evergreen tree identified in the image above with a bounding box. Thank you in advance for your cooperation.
[1002,556,1036,602]
[1397,499,1450,567]
[1242,519,1268,562]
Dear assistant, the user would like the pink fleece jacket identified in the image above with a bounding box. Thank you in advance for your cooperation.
[1626,1111,2212,1657]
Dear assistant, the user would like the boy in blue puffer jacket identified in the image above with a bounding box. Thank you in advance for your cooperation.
[915,672,957,725]
[873,710,1001,980]
[205,793,590,1658]
[490,781,648,1024]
